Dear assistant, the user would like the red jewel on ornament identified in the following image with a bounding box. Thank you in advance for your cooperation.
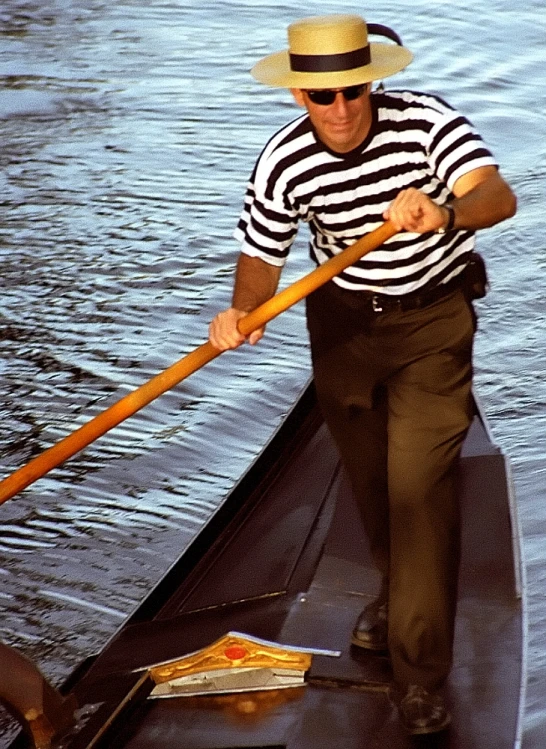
[224,645,248,661]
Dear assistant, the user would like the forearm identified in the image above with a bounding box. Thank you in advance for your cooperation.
[232,254,283,312]
[384,167,517,235]
[209,254,283,351]
[449,169,517,231]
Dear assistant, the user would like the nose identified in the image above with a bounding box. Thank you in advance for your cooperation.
[330,91,351,116]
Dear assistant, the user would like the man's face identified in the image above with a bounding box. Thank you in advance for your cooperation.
[291,84,372,154]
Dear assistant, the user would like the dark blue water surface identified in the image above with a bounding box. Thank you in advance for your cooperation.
[0,1,544,746]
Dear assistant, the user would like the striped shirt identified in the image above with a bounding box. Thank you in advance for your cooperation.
[234,89,497,294]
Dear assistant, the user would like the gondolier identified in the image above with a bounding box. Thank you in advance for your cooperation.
[209,12,516,735]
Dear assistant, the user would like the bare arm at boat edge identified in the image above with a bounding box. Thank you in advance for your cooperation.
[384,166,517,233]
[209,254,283,351]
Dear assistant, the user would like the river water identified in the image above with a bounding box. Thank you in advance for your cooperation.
[0,1,544,746]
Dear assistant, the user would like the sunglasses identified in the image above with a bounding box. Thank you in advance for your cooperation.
[304,84,367,106]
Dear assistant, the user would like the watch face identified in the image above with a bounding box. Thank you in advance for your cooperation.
[437,204,454,234]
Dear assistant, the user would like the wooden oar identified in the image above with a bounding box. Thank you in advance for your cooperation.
[0,220,397,504]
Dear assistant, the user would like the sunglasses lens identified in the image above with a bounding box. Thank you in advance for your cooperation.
[343,85,364,101]
[307,90,336,105]
[305,85,365,106]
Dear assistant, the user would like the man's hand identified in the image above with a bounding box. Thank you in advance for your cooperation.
[383,167,516,234]
[209,307,265,352]
[383,187,446,233]
[209,254,282,352]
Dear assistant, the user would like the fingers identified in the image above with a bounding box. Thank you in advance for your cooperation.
[383,188,445,233]
[208,308,265,351]
[247,328,265,346]
[209,308,246,351]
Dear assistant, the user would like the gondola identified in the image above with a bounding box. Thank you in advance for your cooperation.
[6,378,524,749]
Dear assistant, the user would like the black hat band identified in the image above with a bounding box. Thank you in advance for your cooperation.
[289,45,371,73]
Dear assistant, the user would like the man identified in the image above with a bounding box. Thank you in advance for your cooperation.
[209,13,516,735]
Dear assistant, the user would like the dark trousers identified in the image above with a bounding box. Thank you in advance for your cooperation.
[306,282,475,691]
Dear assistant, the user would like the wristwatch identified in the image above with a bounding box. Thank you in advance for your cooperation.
[437,203,456,234]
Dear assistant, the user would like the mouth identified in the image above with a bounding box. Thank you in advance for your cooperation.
[328,120,353,131]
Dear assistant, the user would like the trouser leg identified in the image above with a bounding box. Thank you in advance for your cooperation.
[306,285,391,581]
[383,293,474,689]
[307,286,475,689]
[313,384,391,582]
[386,357,472,690]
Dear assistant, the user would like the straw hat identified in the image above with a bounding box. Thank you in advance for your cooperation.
[252,14,413,89]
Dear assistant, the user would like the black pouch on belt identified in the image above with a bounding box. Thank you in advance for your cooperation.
[463,252,489,300]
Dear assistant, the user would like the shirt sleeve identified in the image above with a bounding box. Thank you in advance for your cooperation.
[233,121,308,267]
[427,107,498,190]
[234,181,299,267]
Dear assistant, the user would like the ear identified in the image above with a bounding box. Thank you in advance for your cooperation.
[290,88,306,107]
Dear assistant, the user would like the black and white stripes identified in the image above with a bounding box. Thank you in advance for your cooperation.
[235,89,497,294]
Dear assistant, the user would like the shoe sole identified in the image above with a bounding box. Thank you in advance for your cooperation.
[350,634,388,651]
[402,713,452,735]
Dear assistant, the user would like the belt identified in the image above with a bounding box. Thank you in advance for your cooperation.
[329,273,464,314]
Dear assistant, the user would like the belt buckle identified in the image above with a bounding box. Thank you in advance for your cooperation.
[372,294,383,313]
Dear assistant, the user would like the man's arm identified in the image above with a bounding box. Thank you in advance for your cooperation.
[446,166,517,230]
[384,166,517,234]
[209,254,283,351]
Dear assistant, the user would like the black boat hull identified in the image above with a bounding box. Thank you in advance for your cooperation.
[10,381,524,749]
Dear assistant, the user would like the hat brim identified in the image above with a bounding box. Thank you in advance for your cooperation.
[252,42,413,88]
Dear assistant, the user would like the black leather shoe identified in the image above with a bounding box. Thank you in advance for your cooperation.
[397,685,451,735]
[350,600,388,650]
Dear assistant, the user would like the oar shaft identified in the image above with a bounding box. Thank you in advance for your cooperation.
[0,220,396,504]
[239,220,396,335]
[0,342,221,503]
